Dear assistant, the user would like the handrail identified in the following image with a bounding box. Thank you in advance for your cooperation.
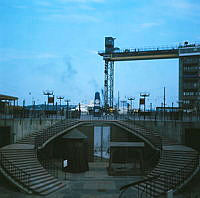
[0,152,30,188]
[120,175,160,191]
[119,175,160,198]
[35,120,80,149]
[98,42,200,55]
[158,153,199,192]
[117,120,162,150]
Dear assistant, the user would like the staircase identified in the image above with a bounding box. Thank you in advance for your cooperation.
[117,121,200,198]
[0,119,80,195]
[0,118,199,197]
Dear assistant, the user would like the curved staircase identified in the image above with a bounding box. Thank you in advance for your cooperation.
[0,118,199,197]
[117,120,199,197]
[0,120,80,195]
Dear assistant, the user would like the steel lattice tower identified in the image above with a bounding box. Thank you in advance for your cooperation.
[104,60,114,108]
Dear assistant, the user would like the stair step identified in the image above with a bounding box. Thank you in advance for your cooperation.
[35,180,62,193]
[30,178,58,190]
[39,182,65,195]
[29,174,52,182]
[29,171,49,178]
[30,175,54,185]
[26,167,46,173]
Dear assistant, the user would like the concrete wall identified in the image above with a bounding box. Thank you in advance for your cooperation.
[0,118,59,143]
[132,120,200,144]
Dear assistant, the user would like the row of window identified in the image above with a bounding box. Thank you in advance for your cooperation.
[183,92,200,96]
[183,74,200,78]
[183,82,198,89]
[182,57,200,63]
[183,100,191,104]
[183,66,200,71]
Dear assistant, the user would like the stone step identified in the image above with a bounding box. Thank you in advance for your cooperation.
[29,175,54,185]
[29,174,53,182]
[30,178,58,190]
[27,166,48,175]
[9,160,40,166]
[39,182,65,195]
[2,155,38,161]
[28,171,49,178]
[34,180,62,193]
[158,160,191,167]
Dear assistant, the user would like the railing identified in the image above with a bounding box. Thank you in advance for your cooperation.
[119,153,199,198]
[158,153,199,194]
[144,150,160,173]
[116,120,162,150]
[79,114,129,121]
[119,175,160,198]
[99,42,200,55]
[0,152,30,188]
[38,158,62,178]
[35,120,80,149]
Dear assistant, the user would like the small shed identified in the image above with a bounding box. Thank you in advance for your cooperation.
[62,129,89,173]
[108,142,144,176]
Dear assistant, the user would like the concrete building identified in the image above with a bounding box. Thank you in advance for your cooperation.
[179,44,200,111]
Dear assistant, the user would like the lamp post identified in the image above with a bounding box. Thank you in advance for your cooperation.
[121,100,126,115]
[43,90,53,111]
[65,99,70,119]
[57,96,64,108]
[140,92,150,120]
[128,97,135,113]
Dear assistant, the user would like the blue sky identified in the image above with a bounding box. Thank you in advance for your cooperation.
[0,0,200,108]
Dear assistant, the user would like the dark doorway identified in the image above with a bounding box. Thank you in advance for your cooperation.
[185,128,200,152]
[0,126,11,148]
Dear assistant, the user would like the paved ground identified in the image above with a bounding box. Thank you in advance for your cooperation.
[0,162,143,198]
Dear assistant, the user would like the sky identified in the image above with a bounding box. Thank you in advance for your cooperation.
[0,0,200,109]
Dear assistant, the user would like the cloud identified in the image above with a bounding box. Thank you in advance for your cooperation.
[14,5,29,9]
[58,0,104,3]
[44,13,100,23]
[140,22,161,29]
[160,0,200,17]
[62,56,77,81]
[88,78,100,91]
[165,0,195,10]
[87,49,98,55]
[0,49,61,62]
[35,1,52,7]
[132,21,162,32]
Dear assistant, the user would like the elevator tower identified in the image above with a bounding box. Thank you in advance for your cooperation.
[99,37,200,111]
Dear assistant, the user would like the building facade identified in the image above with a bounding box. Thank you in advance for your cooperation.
[179,45,200,111]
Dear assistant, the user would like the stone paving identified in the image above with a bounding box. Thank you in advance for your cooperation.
[0,162,143,198]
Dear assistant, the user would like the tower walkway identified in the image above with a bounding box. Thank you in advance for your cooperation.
[0,118,199,197]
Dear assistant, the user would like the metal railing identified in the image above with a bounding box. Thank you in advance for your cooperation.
[38,158,62,178]
[35,120,80,149]
[158,154,199,194]
[116,120,162,150]
[99,42,200,55]
[119,153,199,198]
[119,175,160,198]
[0,152,30,188]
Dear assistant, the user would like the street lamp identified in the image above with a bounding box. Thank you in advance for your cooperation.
[57,96,64,108]
[140,93,150,112]
[43,90,53,110]
[140,92,150,120]
[128,97,135,113]
[65,99,70,119]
